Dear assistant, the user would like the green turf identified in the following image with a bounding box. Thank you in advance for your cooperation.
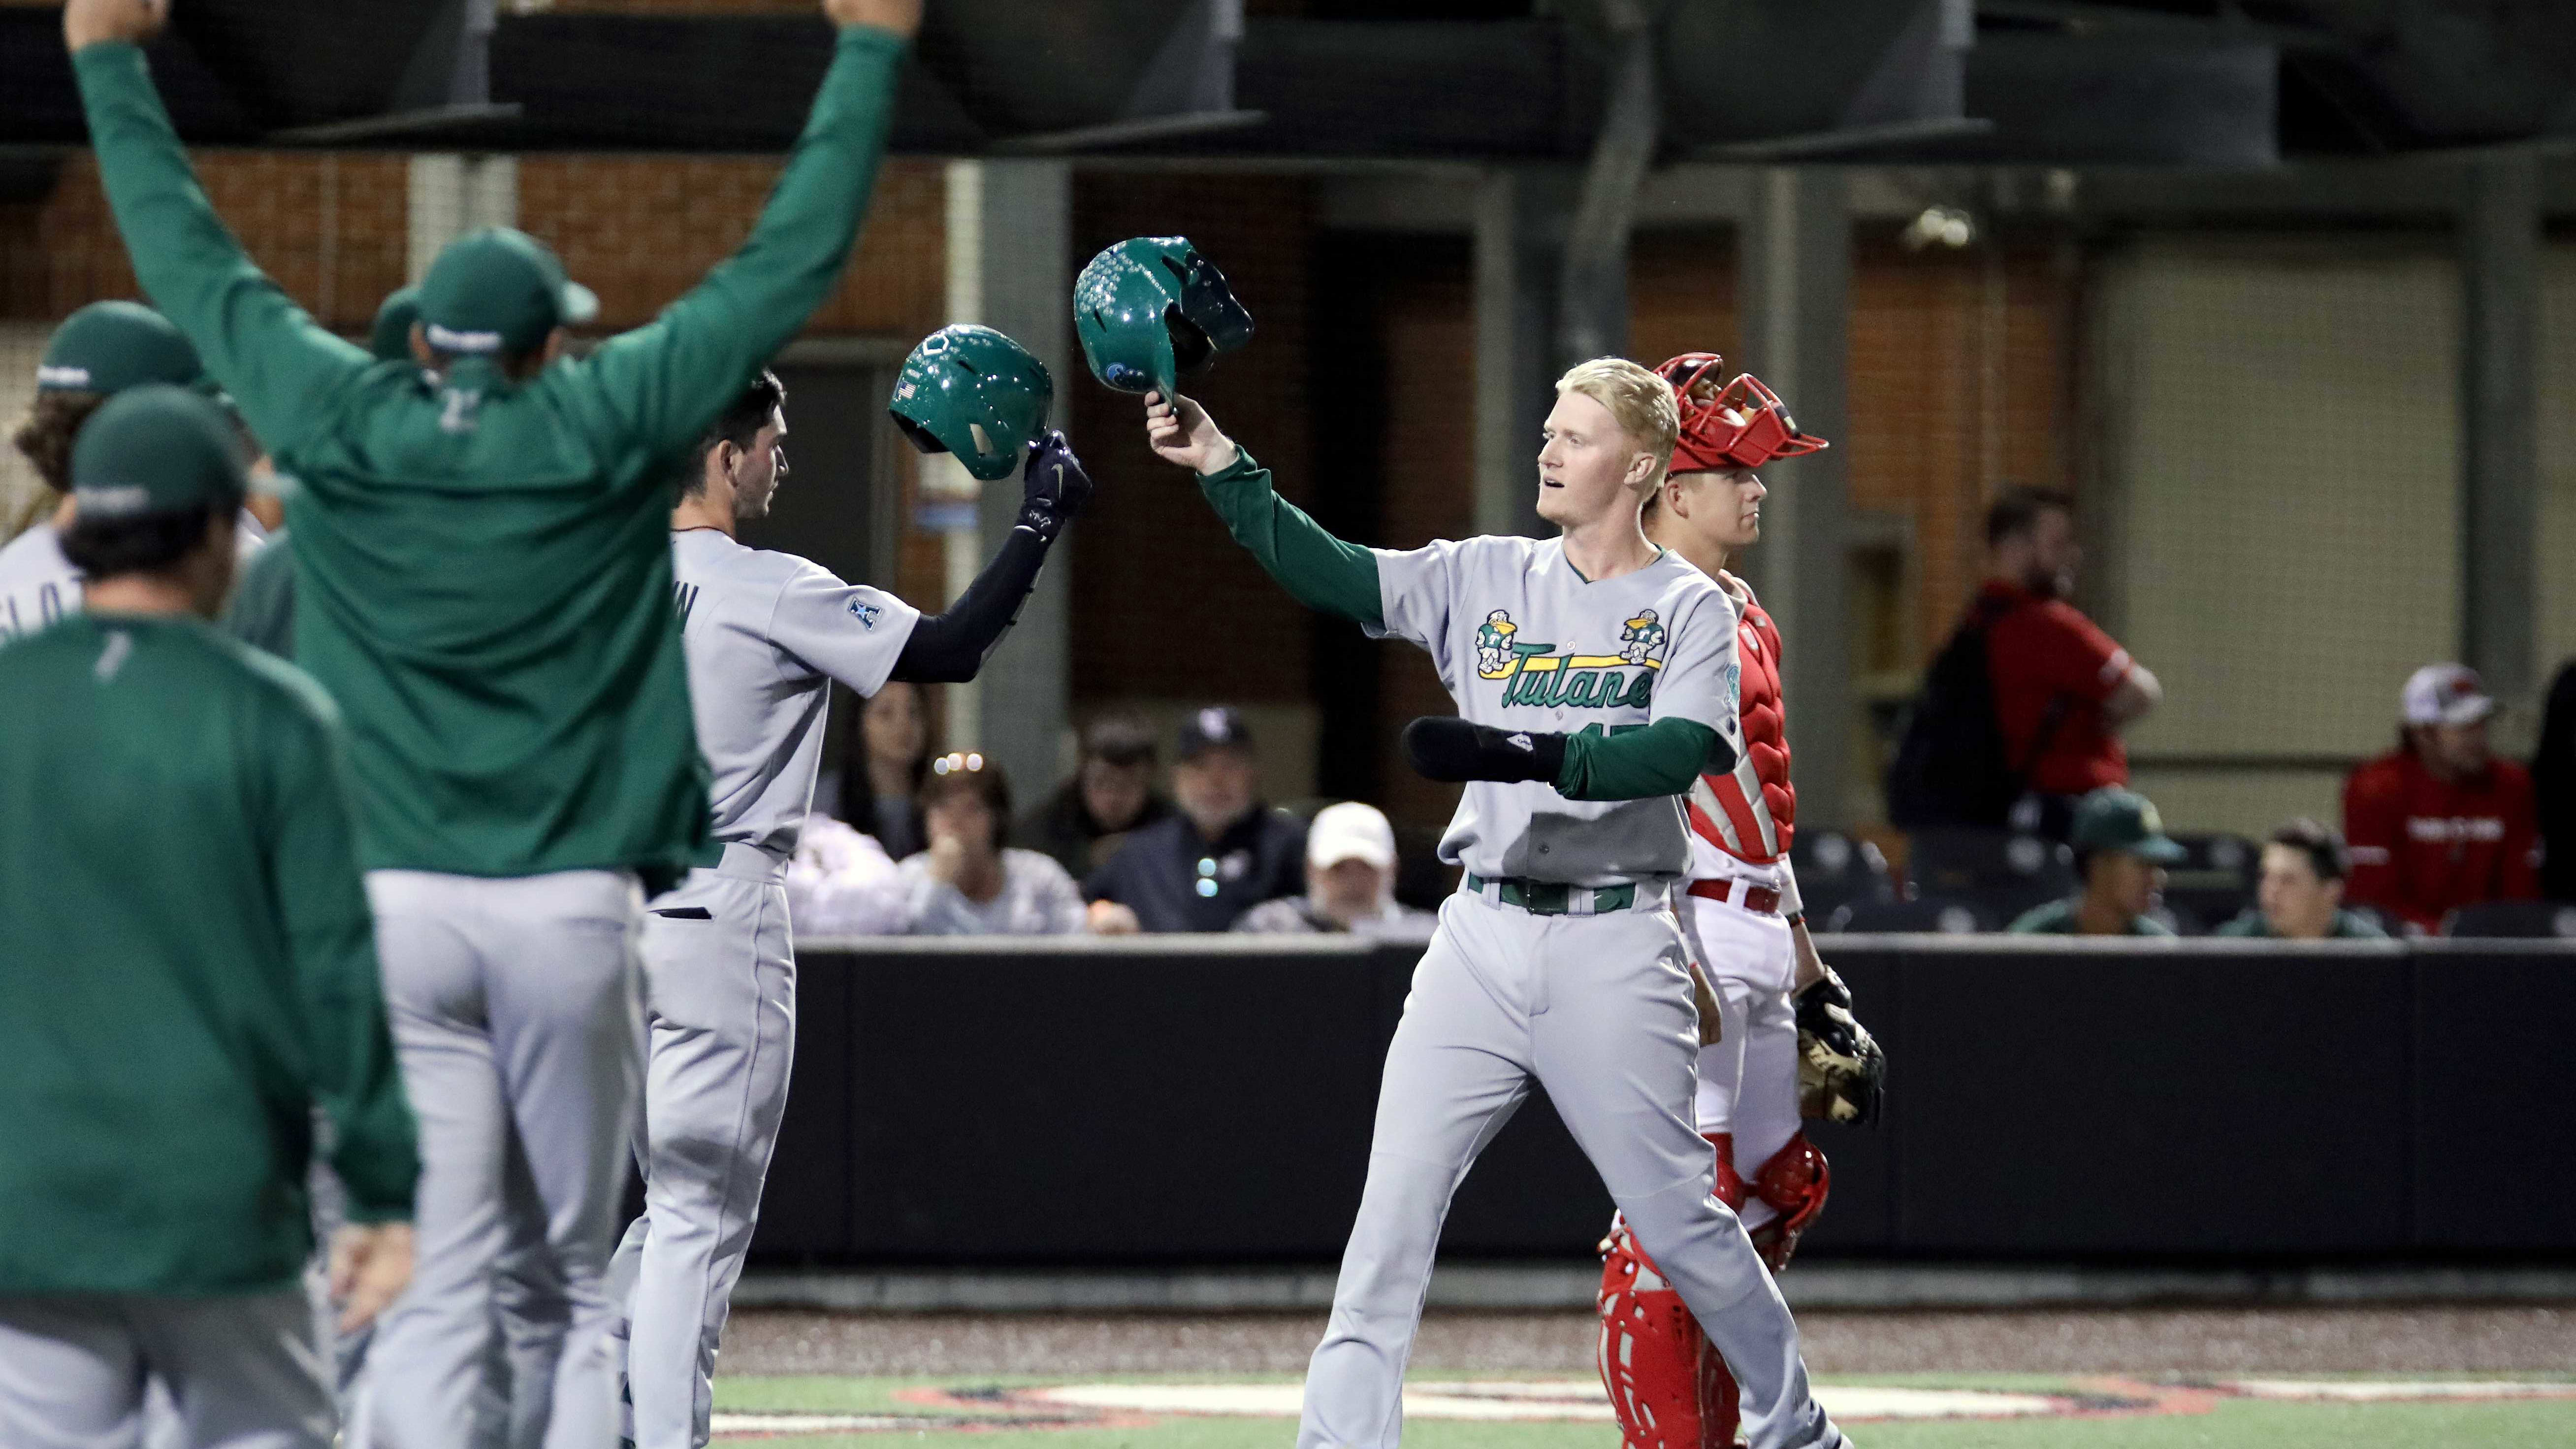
[713,1374,2576,1447]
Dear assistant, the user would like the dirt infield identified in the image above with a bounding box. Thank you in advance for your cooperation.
[721,1303,2576,1378]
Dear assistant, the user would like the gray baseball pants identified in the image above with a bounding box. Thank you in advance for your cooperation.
[609,849,797,1449]
[0,1292,331,1449]
[362,869,645,1449]
[1298,889,1839,1449]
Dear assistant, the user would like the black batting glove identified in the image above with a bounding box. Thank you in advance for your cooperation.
[1018,430,1093,543]
[1402,716,1567,785]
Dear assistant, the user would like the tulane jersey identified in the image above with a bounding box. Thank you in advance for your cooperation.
[1373,536,1742,887]
[670,528,920,861]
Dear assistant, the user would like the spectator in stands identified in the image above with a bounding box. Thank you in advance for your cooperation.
[2216,818,2385,940]
[2007,787,2182,936]
[1013,711,1174,880]
[1234,801,1439,941]
[898,752,1086,936]
[2532,657,2576,900]
[1976,487,2162,839]
[1084,706,1306,934]
[2344,663,2541,935]
[832,679,930,860]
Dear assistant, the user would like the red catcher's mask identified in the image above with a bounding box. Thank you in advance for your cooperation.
[1656,353,1830,471]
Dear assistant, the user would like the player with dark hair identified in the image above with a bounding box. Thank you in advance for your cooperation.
[63,0,924,1440]
[610,328,1089,1448]
[0,385,417,1447]
[2218,818,2385,939]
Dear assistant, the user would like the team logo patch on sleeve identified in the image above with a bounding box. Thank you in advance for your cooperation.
[850,599,882,629]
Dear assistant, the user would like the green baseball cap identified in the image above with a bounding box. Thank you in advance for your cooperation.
[36,301,207,395]
[2070,787,2186,864]
[889,325,1054,482]
[416,228,599,358]
[370,285,423,363]
[69,384,249,520]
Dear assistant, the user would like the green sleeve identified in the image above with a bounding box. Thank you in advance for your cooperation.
[1553,717,1721,802]
[223,536,296,660]
[72,44,369,458]
[1196,450,1383,627]
[582,27,907,461]
[269,704,418,1222]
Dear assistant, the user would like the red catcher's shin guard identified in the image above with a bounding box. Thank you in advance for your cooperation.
[1745,1130,1830,1273]
[1596,1134,1747,1449]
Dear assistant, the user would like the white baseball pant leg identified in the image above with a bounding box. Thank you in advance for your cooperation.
[1682,896,1804,1229]
[0,1292,332,1449]
[610,856,796,1449]
[1298,892,1837,1449]
[363,869,644,1449]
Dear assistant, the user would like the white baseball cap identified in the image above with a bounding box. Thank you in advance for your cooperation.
[2401,663,2494,727]
[1307,801,1397,871]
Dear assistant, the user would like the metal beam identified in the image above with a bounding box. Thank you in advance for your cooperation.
[2459,151,2541,704]
[1738,169,1858,827]
[1473,168,1573,540]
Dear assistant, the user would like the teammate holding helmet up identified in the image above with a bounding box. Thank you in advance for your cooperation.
[611,328,1090,1449]
[1595,354,1886,1449]
[1104,233,1844,1449]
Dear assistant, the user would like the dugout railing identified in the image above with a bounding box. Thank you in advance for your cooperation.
[745,934,2576,1267]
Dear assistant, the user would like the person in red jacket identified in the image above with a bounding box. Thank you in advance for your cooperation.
[2343,663,2541,934]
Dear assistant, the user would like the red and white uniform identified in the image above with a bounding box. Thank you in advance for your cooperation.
[1677,572,1804,1232]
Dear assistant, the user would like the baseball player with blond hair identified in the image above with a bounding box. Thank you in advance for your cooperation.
[1145,358,1848,1449]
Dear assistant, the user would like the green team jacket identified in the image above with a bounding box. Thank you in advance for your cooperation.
[75,30,907,884]
[1196,451,1720,800]
[0,616,417,1294]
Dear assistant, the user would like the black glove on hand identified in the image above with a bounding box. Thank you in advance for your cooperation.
[1018,430,1093,543]
[1402,716,1567,785]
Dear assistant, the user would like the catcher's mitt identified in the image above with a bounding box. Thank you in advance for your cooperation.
[1794,965,1885,1125]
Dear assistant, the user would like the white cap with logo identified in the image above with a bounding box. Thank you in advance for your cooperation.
[1307,800,1398,871]
[2401,662,2495,727]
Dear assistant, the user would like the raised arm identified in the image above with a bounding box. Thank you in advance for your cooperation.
[585,0,921,458]
[1145,392,1383,627]
[892,434,1090,683]
[68,5,367,456]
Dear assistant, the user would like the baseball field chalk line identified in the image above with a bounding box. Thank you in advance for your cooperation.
[707,1376,2576,1435]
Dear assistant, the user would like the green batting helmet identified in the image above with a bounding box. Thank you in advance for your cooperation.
[888,325,1054,483]
[1072,236,1254,396]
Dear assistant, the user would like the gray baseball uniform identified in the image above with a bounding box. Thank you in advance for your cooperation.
[1296,534,1840,1449]
[607,527,917,1449]
[0,511,265,644]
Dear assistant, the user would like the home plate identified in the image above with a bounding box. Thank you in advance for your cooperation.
[2225,1380,2576,1402]
[1026,1380,2068,1421]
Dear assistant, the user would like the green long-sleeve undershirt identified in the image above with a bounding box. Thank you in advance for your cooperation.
[1196,452,1731,804]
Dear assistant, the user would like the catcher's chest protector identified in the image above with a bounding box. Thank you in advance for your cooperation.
[1596,1135,1749,1449]
[1687,582,1797,865]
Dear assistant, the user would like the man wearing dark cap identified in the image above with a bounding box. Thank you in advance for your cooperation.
[2006,787,2183,936]
[1014,711,1176,880]
[1084,706,1306,933]
[2,298,273,642]
[63,0,923,1441]
[0,386,418,1447]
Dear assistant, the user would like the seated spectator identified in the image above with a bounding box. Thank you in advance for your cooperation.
[2007,787,2181,936]
[785,811,905,937]
[829,679,931,860]
[2343,664,2540,936]
[2217,818,2386,940]
[1234,802,1439,941]
[1014,710,1173,879]
[898,753,1086,936]
[1086,706,1306,934]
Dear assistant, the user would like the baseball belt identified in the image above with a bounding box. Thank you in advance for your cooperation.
[1687,878,1781,916]
[1465,874,1643,916]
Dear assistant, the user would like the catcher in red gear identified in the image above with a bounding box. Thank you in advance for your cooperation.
[1596,354,1885,1449]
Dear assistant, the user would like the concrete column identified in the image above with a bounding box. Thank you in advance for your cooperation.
[1472,167,1574,540]
[1738,168,1856,827]
[942,159,1075,786]
[405,154,516,282]
[2460,152,2540,704]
